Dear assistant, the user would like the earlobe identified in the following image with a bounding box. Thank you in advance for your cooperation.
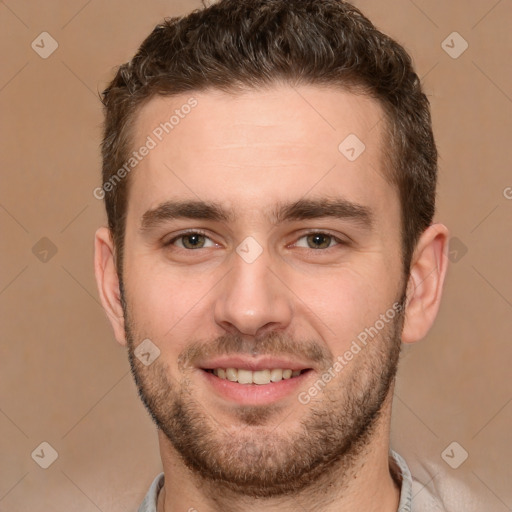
[94,227,127,346]
[401,223,450,344]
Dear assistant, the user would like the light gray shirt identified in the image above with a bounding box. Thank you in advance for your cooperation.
[138,450,444,511]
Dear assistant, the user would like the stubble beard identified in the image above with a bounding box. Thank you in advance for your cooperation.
[124,293,405,498]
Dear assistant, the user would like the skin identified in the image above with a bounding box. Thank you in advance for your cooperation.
[94,84,449,512]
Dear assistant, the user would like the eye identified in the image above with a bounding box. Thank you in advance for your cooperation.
[166,231,217,250]
[294,232,344,250]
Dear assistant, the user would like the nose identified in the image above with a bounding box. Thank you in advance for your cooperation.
[213,246,293,338]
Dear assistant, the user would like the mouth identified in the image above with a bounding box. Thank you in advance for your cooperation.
[195,355,316,405]
[202,367,312,385]
[198,362,314,405]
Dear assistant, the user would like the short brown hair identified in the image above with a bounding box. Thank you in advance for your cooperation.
[101,0,437,276]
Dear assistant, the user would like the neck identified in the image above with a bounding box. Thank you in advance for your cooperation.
[156,395,400,512]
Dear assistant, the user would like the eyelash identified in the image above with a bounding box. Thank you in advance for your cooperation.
[164,230,347,251]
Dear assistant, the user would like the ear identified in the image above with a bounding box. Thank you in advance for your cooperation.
[401,223,450,344]
[94,226,127,346]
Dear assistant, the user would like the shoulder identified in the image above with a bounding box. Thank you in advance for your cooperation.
[411,477,445,511]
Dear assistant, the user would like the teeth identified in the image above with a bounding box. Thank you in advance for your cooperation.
[270,369,283,382]
[226,368,237,382]
[212,367,304,385]
[237,369,254,384]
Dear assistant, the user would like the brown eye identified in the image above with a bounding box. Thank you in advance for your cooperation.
[167,232,215,250]
[181,233,206,249]
[305,233,332,249]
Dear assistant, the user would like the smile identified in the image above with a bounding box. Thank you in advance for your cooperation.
[200,367,314,405]
[204,367,308,385]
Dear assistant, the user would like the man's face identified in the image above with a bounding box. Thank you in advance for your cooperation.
[121,85,406,496]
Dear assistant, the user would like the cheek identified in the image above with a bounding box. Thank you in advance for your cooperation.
[291,262,399,353]
[124,257,216,346]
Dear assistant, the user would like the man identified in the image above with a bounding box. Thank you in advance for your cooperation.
[94,0,449,510]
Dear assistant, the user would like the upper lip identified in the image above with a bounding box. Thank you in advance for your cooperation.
[197,356,314,372]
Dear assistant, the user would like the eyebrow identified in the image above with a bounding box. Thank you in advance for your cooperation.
[140,197,374,232]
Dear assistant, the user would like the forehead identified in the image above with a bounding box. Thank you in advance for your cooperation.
[127,84,396,225]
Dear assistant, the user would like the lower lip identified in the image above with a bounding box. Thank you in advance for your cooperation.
[199,369,313,405]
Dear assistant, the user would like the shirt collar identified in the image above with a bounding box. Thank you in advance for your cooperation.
[139,451,413,512]
[389,449,413,512]
[138,471,164,512]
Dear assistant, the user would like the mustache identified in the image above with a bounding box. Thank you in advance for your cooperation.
[177,331,333,371]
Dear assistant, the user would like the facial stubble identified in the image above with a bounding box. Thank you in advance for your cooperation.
[123,291,405,498]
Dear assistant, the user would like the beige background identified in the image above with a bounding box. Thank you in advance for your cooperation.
[1,0,511,510]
